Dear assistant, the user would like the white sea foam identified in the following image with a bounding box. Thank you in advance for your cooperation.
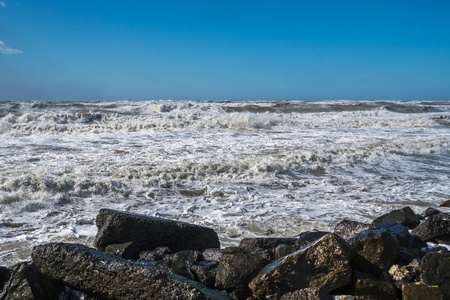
[0,100,449,265]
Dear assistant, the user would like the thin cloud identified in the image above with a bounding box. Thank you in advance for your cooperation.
[0,41,23,54]
[0,1,5,8]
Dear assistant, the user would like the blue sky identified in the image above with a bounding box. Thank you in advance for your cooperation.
[0,1,449,101]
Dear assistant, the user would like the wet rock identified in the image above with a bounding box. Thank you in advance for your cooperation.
[249,234,352,299]
[435,235,450,245]
[190,261,217,289]
[349,228,400,275]
[439,200,450,207]
[295,230,330,244]
[334,220,374,240]
[420,251,450,299]
[274,244,299,260]
[32,243,231,300]
[203,248,223,262]
[0,266,16,300]
[239,237,296,261]
[422,207,441,218]
[411,213,450,242]
[401,283,444,300]
[372,206,421,228]
[279,287,333,300]
[4,262,64,300]
[352,271,397,300]
[94,208,220,252]
[215,247,269,291]
[105,241,141,260]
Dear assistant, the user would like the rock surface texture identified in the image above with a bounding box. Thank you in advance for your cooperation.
[32,243,231,300]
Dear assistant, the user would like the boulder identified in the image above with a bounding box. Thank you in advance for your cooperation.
[139,246,172,262]
[422,207,441,218]
[215,247,269,291]
[420,251,450,299]
[32,243,231,300]
[334,220,374,240]
[411,213,450,242]
[249,234,352,299]
[374,222,417,249]
[279,287,333,300]
[352,271,397,300]
[372,206,421,228]
[3,262,64,300]
[349,228,400,275]
[439,200,450,207]
[94,209,220,252]
[401,283,444,300]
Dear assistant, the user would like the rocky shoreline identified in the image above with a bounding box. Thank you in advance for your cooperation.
[1,204,449,300]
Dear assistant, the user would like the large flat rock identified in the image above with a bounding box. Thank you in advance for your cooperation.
[94,209,220,252]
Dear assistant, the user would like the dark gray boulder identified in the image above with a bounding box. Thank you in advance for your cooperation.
[411,213,450,242]
[420,251,450,299]
[215,247,269,292]
[349,228,400,275]
[422,207,441,218]
[32,243,231,300]
[372,206,421,228]
[401,283,444,300]
[94,209,220,252]
[334,220,374,240]
[249,234,352,299]
[3,262,64,300]
[279,287,333,300]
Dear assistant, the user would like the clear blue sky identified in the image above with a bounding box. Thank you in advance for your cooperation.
[1,1,449,101]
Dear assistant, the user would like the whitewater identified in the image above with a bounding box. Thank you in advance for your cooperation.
[0,100,449,266]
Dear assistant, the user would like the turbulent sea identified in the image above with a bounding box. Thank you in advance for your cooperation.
[0,100,449,266]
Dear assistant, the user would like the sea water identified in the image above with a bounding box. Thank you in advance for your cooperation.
[0,100,449,266]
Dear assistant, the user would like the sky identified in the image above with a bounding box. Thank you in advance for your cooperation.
[0,1,449,101]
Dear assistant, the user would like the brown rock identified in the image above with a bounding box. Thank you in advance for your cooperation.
[402,283,443,300]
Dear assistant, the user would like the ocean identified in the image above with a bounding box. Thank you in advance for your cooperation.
[0,100,449,266]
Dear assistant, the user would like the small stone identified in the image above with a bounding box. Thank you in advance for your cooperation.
[352,270,397,300]
[190,261,217,289]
